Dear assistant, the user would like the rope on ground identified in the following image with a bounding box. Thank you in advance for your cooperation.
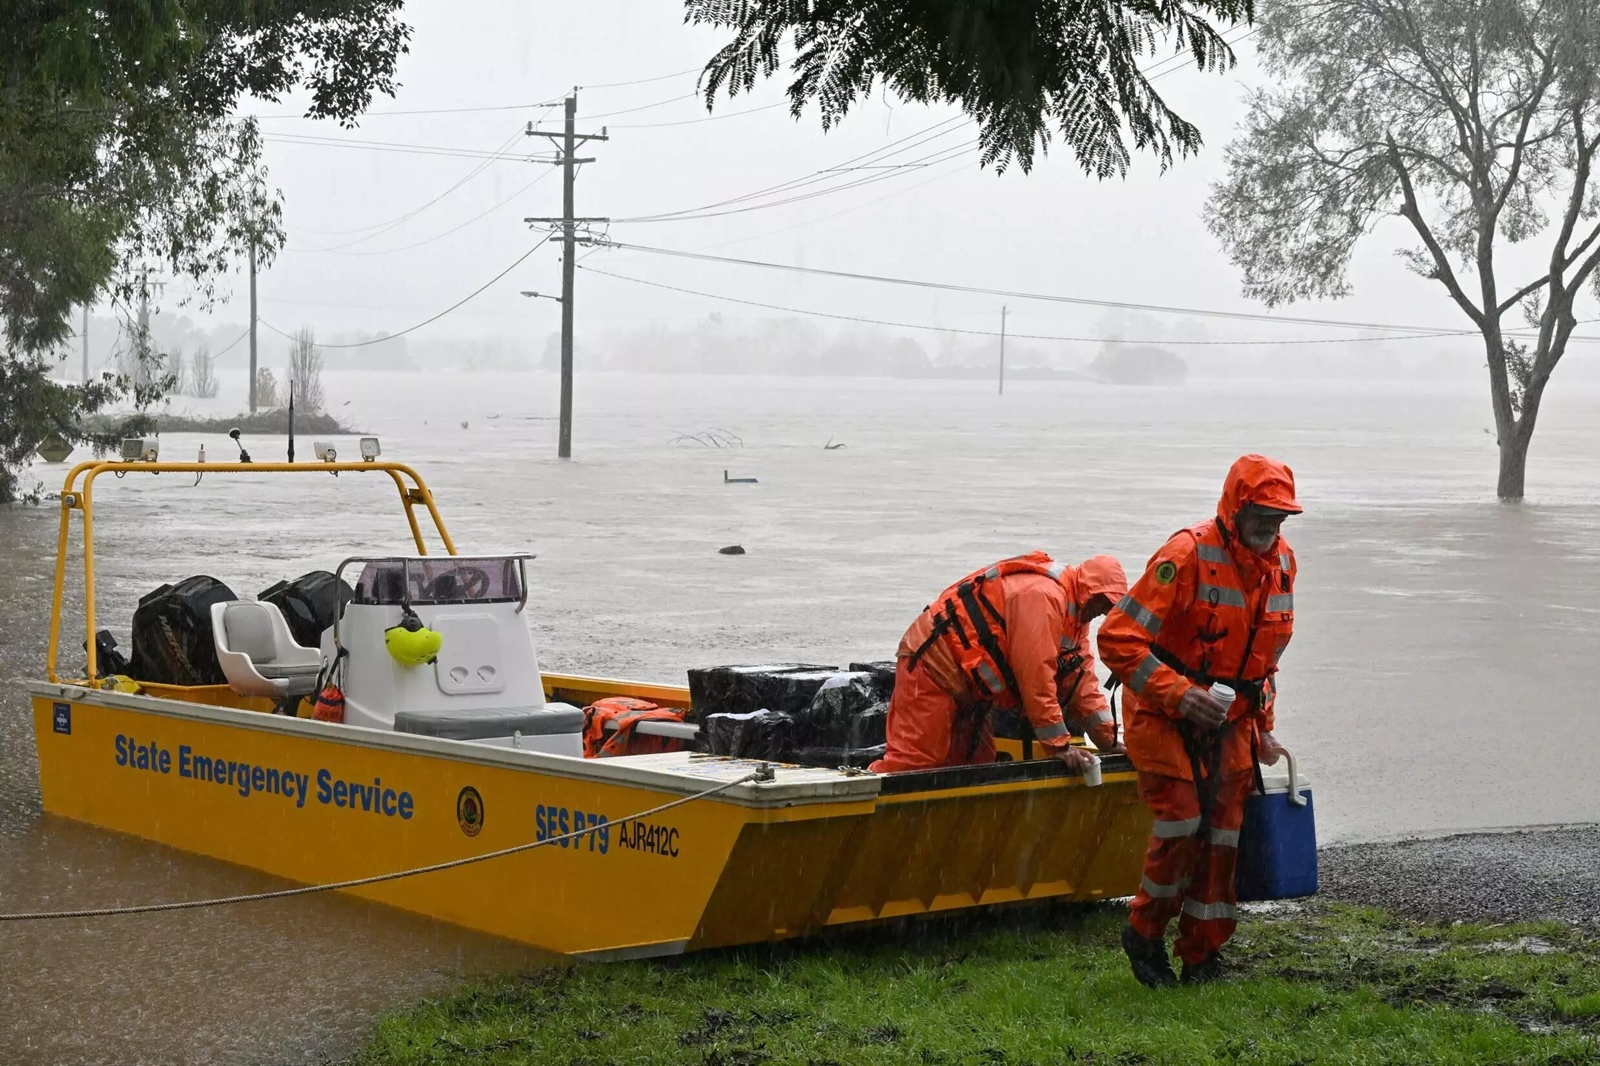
[0,771,762,922]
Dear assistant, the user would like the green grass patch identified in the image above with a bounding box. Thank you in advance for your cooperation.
[348,904,1600,1066]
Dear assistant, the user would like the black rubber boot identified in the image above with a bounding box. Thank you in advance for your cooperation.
[1180,953,1225,984]
[1121,924,1177,988]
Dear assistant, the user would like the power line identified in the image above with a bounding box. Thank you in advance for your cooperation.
[579,265,1469,345]
[290,169,558,256]
[259,235,552,347]
[609,116,972,224]
[209,327,252,359]
[591,240,1600,341]
[251,65,705,121]
[612,101,786,129]
[583,92,700,119]
[287,126,535,244]
[263,131,554,163]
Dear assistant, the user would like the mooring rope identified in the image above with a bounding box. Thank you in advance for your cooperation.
[0,771,762,922]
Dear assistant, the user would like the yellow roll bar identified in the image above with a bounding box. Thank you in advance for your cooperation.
[46,459,457,685]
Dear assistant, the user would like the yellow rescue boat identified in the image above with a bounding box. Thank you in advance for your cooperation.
[26,444,1149,959]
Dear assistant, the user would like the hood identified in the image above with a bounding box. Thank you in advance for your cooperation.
[1075,554,1128,608]
[1218,454,1302,525]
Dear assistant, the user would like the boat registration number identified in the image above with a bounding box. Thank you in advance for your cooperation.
[534,803,680,858]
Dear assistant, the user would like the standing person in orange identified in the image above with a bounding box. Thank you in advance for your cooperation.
[870,552,1128,775]
[1098,455,1299,987]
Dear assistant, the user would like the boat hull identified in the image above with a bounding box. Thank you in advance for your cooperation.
[29,683,1150,959]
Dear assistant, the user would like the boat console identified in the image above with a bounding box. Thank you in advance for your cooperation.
[329,554,584,756]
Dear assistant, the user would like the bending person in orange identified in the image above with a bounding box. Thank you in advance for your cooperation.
[870,552,1128,775]
[1099,454,1299,987]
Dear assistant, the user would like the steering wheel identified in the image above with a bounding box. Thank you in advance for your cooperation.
[449,565,491,600]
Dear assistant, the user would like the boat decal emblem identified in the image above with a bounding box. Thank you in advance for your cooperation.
[457,786,485,837]
[52,702,71,735]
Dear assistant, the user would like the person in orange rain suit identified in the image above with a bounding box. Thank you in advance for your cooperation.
[1098,455,1300,987]
[869,552,1129,775]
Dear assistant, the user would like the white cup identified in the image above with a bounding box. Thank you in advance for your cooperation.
[1209,683,1236,709]
[1082,754,1102,787]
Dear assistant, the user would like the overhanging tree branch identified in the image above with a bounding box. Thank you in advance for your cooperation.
[1387,134,1485,324]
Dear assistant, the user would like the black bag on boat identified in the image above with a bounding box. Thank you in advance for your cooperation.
[686,664,839,721]
[259,571,354,651]
[847,661,897,699]
[127,575,238,686]
[702,709,796,760]
[798,671,889,748]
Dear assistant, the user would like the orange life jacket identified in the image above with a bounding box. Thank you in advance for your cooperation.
[907,551,1085,710]
[581,697,689,758]
[1144,520,1294,712]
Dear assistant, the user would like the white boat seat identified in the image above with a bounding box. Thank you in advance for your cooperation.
[393,705,584,741]
[211,600,325,699]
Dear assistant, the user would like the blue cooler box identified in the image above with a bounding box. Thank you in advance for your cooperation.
[1235,752,1318,901]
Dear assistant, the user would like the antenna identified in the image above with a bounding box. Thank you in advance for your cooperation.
[287,381,295,463]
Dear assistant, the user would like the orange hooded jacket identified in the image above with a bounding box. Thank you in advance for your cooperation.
[1097,456,1300,778]
[899,553,1128,752]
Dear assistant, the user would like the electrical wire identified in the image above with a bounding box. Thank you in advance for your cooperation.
[286,123,545,247]
[292,169,558,257]
[579,265,1470,345]
[263,132,552,163]
[252,65,704,121]
[608,116,972,224]
[259,235,552,347]
[592,240,1600,341]
[208,327,252,359]
[611,101,786,129]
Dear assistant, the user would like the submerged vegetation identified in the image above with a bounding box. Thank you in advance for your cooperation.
[350,903,1600,1065]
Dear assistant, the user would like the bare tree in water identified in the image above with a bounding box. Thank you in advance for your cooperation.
[1207,0,1600,501]
[288,327,325,413]
[190,346,219,399]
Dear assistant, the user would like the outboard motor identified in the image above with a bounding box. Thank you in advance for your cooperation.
[127,575,237,686]
[258,571,354,651]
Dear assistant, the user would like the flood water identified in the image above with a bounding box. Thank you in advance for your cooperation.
[3,369,1598,1064]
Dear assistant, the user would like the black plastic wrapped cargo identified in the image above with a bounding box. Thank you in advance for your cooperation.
[847,660,897,699]
[800,671,887,746]
[127,576,238,686]
[702,709,796,760]
[686,663,839,721]
[259,571,354,650]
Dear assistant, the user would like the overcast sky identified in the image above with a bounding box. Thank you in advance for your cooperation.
[160,0,1582,363]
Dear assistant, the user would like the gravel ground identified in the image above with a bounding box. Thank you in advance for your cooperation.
[1318,826,1600,926]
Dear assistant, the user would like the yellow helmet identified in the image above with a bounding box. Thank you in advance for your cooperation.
[385,607,442,666]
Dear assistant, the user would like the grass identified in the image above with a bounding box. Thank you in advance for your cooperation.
[347,903,1600,1066]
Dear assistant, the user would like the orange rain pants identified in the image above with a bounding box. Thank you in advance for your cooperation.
[1127,726,1254,965]
[875,655,996,770]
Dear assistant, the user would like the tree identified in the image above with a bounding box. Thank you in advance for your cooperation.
[1,2,409,501]
[685,0,1255,177]
[1205,0,1600,501]
[288,327,326,413]
[191,346,219,400]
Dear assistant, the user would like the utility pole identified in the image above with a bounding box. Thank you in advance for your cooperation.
[526,93,608,459]
[248,241,258,413]
[81,306,89,383]
[137,273,151,392]
[998,305,1007,396]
